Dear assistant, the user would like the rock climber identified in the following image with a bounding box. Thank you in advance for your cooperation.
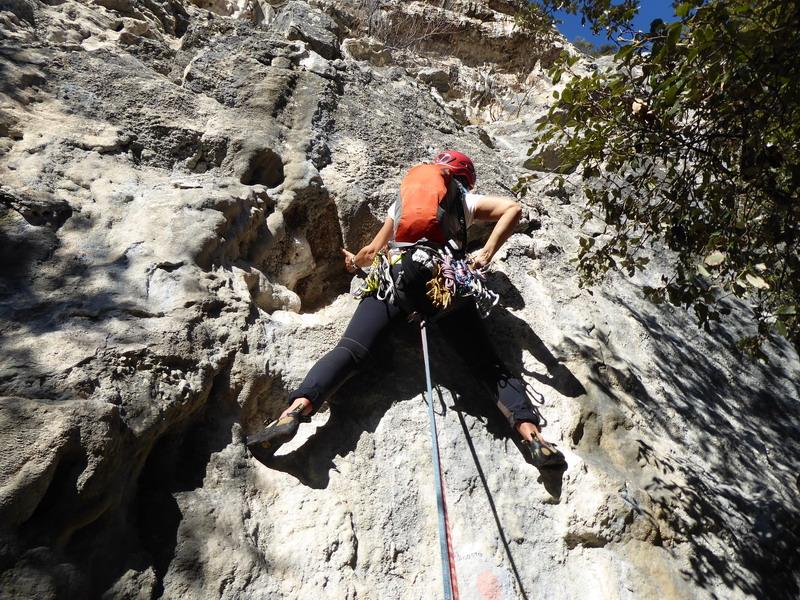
[247,150,565,468]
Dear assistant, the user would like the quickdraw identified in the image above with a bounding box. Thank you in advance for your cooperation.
[354,251,403,304]
[426,253,499,318]
[426,264,453,310]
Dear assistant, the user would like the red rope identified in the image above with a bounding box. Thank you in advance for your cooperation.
[439,456,460,599]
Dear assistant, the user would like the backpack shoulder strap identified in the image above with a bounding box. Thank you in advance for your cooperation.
[446,179,468,253]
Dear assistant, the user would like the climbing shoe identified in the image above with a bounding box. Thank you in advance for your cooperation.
[524,438,566,469]
[246,407,310,459]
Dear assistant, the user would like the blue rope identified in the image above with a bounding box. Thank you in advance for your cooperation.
[420,320,455,600]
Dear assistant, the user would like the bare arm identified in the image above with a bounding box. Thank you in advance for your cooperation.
[341,217,395,272]
[471,195,522,268]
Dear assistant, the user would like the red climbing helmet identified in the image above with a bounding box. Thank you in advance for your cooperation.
[433,150,476,190]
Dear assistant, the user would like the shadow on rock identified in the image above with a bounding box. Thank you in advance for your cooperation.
[486,271,586,401]
[132,371,241,596]
[454,406,531,600]
[258,282,581,498]
[561,287,800,600]
[256,402,395,489]
[255,322,424,488]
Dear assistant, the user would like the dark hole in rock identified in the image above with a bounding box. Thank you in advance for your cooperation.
[571,419,585,445]
[136,436,183,598]
[20,440,88,546]
[174,8,190,38]
[240,148,284,187]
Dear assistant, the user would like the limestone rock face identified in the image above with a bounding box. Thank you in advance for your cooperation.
[1,1,799,599]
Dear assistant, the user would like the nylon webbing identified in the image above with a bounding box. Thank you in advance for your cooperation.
[420,321,460,600]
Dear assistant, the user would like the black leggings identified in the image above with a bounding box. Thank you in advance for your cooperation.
[288,295,540,427]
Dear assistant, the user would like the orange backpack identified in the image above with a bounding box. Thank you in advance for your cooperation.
[394,163,466,249]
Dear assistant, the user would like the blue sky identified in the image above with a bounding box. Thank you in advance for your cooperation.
[551,1,678,45]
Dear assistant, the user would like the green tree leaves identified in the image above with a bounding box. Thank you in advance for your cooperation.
[528,0,800,354]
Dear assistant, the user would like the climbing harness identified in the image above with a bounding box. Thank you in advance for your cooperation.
[354,246,499,318]
[419,319,460,600]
